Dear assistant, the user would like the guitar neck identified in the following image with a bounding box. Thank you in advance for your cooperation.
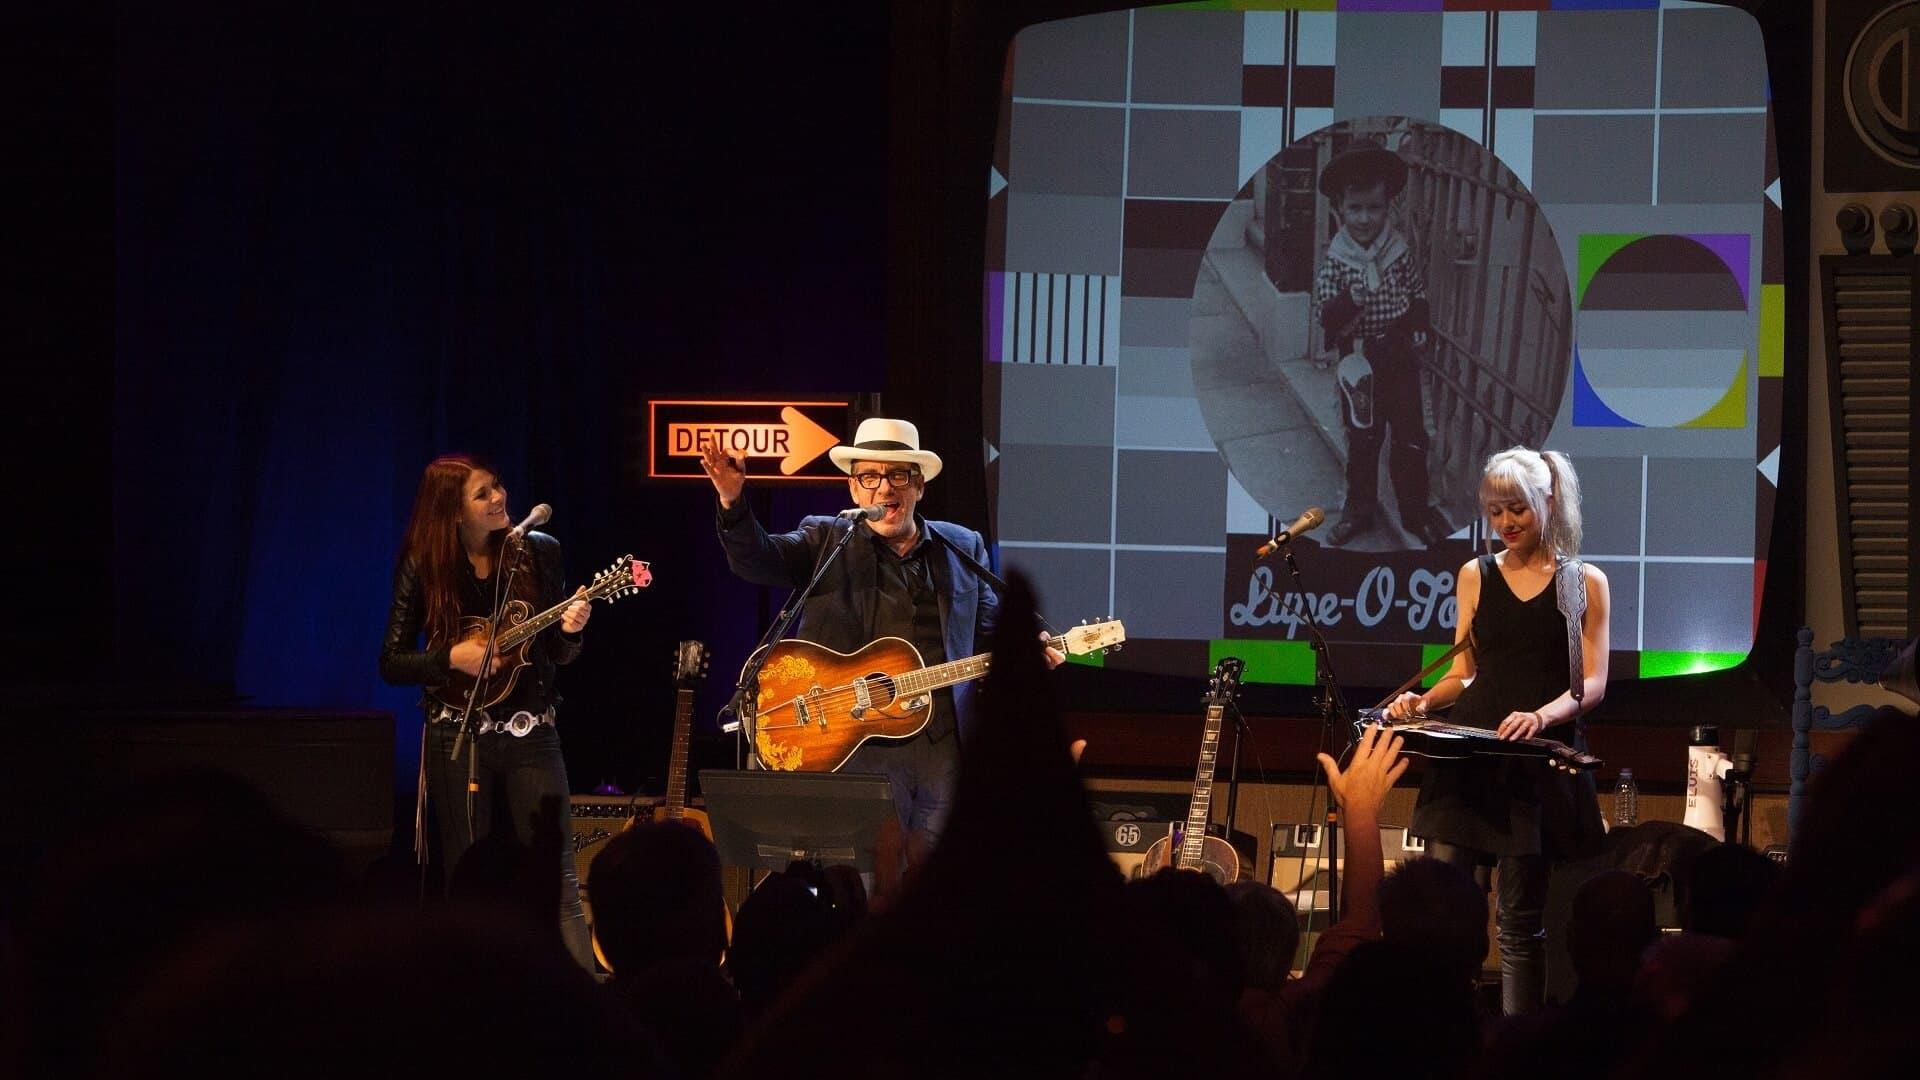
[665,687,694,819]
[890,632,1074,698]
[1180,704,1227,868]
[891,653,992,697]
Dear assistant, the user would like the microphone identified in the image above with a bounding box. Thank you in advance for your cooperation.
[837,505,885,521]
[1255,506,1325,558]
[507,503,552,542]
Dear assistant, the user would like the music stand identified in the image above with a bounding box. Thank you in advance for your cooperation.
[698,769,896,873]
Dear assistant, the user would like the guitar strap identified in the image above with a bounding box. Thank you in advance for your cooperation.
[924,524,1010,595]
[1555,557,1588,703]
[924,526,1057,633]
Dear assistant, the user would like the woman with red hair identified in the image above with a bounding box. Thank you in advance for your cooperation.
[380,454,593,968]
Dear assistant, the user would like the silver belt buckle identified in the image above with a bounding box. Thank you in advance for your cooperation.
[504,710,539,737]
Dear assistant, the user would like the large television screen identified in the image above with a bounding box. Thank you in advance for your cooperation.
[985,1,1781,689]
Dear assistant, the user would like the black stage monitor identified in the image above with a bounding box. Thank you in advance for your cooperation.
[698,769,895,873]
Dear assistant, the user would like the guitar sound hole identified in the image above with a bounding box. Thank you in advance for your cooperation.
[863,672,898,707]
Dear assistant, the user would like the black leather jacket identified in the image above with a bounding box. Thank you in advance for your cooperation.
[379,530,582,709]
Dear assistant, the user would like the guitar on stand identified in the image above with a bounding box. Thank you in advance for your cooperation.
[649,640,715,837]
[604,639,735,949]
[1141,657,1246,886]
[745,619,1126,772]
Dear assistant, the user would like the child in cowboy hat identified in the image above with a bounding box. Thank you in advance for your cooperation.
[1314,137,1451,549]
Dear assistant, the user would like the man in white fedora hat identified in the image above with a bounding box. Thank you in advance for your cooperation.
[701,417,1061,873]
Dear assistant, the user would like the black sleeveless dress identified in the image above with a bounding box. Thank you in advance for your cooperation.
[1409,554,1604,859]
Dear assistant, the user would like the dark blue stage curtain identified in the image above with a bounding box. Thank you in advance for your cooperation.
[111,5,885,788]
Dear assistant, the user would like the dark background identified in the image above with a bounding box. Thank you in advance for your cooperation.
[6,2,1811,816]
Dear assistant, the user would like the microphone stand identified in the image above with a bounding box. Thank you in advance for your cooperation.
[1267,538,1355,926]
[719,514,870,760]
[1723,752,1755,847]
[1222,694,1249,876]
[448,534,526,842]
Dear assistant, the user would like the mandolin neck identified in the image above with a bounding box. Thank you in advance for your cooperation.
[496,596,575,652]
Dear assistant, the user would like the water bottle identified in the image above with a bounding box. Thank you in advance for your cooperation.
[1613,768,1639,829]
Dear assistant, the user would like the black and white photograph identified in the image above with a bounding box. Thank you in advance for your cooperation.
[1191,117,1574,552]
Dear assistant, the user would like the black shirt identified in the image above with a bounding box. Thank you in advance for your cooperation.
[1411,554,1603,859]
[867,523,957,740]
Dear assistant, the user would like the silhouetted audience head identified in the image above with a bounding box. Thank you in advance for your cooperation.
[1122,868,1245,1002]
[1379,856,1488,982]
[1686,841,1780,939]
[1784,707,1920,932]
[1225,880,1299,991]
[1567,869,1656,997]
[14,769,349,1074]
[1305,939,1480,1079]
[1821,866,1920,1065]
[1634,931,1735,1022]
[725,868,844,1018]
[587,820,727,976]
[447,828,530,903]
[1619,709,1920,1080]
[99,905,667,1078]
[779,858,867,939]
[614,953,743,1080]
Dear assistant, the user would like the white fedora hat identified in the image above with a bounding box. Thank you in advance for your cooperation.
[828,417,943,482]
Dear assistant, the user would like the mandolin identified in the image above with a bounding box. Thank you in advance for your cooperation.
[1141,657,1245,886]
[431,553,652,709]
[746,619,1126,772]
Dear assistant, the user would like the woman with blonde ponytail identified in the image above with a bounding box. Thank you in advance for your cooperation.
[1383,445,1611,1014]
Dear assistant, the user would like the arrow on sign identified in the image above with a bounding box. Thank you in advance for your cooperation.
[665,406,840,475]
[777,407,838,474]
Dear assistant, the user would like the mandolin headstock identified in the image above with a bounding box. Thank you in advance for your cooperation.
[589,554,653,603]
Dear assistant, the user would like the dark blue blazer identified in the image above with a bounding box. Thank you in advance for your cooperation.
[716,503,1000,744]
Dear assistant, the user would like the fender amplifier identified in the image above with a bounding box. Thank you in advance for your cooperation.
[570,795,662,918]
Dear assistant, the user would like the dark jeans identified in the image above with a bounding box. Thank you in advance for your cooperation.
[426,719,592,970]
[1426,839,1549,1016]
[842,729,958,861]
[1341,343,1432,522]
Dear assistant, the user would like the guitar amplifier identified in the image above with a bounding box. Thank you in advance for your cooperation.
[1269,823,1429,907]
[1099,818,1177,880]
[1271,821,1428,971]
[570,795,662,918]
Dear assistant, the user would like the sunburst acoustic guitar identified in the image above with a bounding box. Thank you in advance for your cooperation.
[1140,657,1246,886]
[746,620,1126,772]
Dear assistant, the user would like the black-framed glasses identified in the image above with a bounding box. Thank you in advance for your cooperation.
[851,467,920,490]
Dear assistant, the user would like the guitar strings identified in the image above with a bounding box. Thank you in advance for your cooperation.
[751,673,911,731]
